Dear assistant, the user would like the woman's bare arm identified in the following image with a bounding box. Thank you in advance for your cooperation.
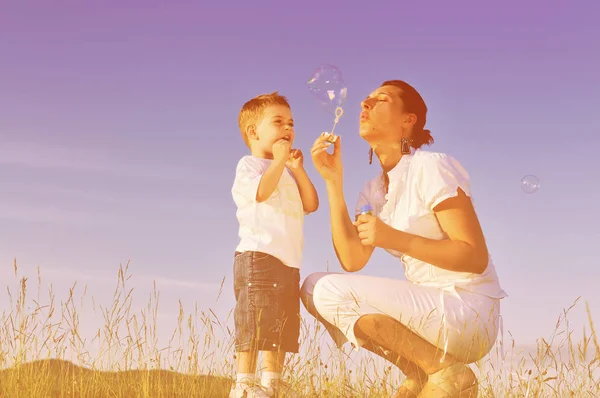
[377,188,489,274]
[327,181,375,272]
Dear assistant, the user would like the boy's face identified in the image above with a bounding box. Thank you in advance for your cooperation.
[248,104,295,159]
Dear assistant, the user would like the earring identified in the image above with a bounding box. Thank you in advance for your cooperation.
[368,148,373,164]
[401,137,411,155]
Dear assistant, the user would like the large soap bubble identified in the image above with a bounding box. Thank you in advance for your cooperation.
[307,64,348,136]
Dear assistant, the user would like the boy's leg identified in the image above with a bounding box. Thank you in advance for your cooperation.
[260,349,286,388]
[259,262,301,396]
[262,350,286,372]
[232,252,261,386]
[231,348,272,398]
[242,252,300,396]
[236,349,259,380]
[230,253,274,397]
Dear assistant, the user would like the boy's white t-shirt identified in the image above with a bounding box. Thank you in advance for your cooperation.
[231,155,304,269]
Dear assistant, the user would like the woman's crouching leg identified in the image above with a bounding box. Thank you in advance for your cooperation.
[300,272,498,396]
[302,272,499,359]
[300,272,350,349]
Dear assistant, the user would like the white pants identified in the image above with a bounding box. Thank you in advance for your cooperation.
[300,272,502,364]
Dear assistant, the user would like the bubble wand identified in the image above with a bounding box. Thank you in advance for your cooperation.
[329,107,344,137]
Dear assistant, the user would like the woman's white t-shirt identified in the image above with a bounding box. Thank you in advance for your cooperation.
[231,155,305,270]
[356,148,507,299]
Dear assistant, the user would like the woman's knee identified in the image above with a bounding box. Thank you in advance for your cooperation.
[301,272,327,295]
[301,272,350,319]
[300,272,331,316]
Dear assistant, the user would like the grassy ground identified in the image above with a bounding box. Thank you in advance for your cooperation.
[0,358,232,397]
[0,261,598,397]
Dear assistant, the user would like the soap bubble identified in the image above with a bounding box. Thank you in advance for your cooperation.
[521,175,540,194]
[307,64,347,115]
[307,64,348,135]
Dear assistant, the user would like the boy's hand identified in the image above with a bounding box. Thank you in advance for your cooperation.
[273,139,291,162]
[286,149,304,171]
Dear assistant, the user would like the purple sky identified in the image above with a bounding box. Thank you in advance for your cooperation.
[1,0,599,362]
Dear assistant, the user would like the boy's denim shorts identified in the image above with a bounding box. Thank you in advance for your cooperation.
[233,251,300,353]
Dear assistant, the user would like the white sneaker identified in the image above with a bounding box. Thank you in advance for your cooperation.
[229,381,271,398]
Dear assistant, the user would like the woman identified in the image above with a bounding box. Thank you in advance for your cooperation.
[301,80,507,397]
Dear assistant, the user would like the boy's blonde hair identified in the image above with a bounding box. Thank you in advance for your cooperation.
[238,91,291,147]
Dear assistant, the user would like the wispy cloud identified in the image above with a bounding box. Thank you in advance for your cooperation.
[0,203,116,226]
[4,265,225,293]
[0,141,198,181]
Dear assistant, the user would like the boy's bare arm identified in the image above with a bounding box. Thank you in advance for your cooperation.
[256,158,287,202]
[290,167,319,213]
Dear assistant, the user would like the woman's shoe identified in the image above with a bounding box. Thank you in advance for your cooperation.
[418,363,478,397]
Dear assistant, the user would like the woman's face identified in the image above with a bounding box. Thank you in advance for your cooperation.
[359,84,416,142]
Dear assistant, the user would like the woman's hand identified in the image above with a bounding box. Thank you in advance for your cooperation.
[311,132,343,184]
[354,213,393,247]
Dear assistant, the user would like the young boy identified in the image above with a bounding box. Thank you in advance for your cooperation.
[230,92,319,398]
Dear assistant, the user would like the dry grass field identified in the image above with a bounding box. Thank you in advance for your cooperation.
[0,261,598,397]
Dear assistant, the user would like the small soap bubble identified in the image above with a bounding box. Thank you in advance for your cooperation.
[521,174,540,194]
[307,64,347,115]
